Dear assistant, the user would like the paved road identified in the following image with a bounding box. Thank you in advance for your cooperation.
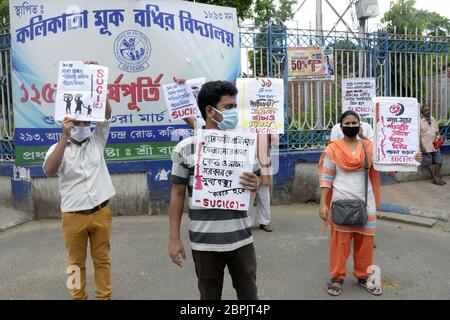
[0,204,449,300]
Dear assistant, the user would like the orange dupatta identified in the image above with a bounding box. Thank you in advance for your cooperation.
[318,139,381,225]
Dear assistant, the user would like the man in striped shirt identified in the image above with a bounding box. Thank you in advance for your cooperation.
[168,80,260,300]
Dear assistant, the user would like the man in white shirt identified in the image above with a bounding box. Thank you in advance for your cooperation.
[43,61,115,300]
[249,134,278,232]
[330,120,374,142]
[420,104,445,185]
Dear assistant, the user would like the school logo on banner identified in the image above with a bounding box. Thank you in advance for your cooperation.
[114,30,151,72]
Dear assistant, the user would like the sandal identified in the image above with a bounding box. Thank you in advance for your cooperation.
[327,278,344,296]
[432,179,445,186]
[358,278,382,296]
[259,224,273,232]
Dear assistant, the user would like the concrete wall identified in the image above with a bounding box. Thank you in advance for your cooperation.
[0,176,12,207]
[291,153,450,204]
[110,173,149,217]
[292,163,321,204]
[32,176,60,219]
[32,173,149,219]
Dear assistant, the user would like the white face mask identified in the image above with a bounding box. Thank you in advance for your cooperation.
[71,126,92,142]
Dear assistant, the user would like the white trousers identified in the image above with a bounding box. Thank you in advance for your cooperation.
[249,184,271,225]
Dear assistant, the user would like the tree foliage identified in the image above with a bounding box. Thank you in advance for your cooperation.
[247,0,296,77]
[253,0,296,27]
[381,0,450,105]
[381,0,450,36]
[0,0,8,27]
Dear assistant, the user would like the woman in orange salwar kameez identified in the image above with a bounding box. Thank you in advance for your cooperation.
[318,111,382,296]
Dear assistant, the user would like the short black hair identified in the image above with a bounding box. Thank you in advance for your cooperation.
[197,81,238,120]
[340,110,360,125]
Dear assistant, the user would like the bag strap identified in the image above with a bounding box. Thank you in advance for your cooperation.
[361,141,369,208]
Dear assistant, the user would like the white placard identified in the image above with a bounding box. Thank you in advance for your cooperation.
[191,129,257,211]
[237,78,284,134]
[163,81,200,121]
[374,97,420,171]
[55,61,109,122]
[342,78,376,118]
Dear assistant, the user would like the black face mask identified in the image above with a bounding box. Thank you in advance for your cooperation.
[342,126,359,138]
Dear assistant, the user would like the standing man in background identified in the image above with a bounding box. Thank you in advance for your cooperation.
[420,104,446,185]
[249,134,278,232]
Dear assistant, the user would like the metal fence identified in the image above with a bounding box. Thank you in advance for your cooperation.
[240,26,450,151]
[1,25,449,161]
[0,27,13,161]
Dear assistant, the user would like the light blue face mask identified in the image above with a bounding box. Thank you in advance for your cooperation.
[211,107,238,131]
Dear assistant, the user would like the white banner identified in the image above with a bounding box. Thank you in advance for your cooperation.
[373,97,420,171]
[342,78,376,119]
[236,78,284,134]
[191,129,257,211]
[10,0,240,163]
